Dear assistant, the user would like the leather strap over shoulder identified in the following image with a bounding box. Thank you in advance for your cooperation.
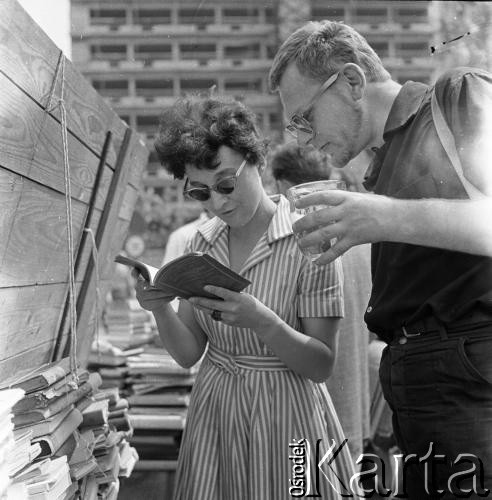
[431,89,485,200]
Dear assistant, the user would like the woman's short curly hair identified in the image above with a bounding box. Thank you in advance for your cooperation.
[154,95,268,179]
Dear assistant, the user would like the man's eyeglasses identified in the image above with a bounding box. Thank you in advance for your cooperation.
[183,157,248,202]
[285,72,340,139]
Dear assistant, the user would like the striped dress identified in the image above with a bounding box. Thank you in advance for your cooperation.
[173,195,355,500]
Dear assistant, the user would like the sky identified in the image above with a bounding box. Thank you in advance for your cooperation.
[17,0,71,58]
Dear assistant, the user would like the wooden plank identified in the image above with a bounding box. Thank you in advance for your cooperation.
[0,0,128,167]
[0,73,114,210]
[75,133,147,364]
[0,341,54,381]
[134,461,178,471]
[0,284,66,361]
[0,170,103,287]
[0,0,148,377]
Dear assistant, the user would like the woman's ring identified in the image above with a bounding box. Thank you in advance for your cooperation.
[211,309,222,321]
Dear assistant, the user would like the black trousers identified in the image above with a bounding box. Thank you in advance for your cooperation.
[379,323,492,499]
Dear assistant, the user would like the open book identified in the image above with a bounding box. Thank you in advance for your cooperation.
[115,252,251,299]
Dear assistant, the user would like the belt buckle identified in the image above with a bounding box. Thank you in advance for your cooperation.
[402,325,422,338]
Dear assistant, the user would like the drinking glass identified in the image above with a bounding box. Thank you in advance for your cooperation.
[286,180,346,260]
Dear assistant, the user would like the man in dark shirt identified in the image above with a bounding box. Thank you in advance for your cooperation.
[269,20,492,499]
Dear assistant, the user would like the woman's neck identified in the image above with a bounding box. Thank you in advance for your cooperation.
[229,193,276,243]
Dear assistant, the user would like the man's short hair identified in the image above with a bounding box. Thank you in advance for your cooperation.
[270,142,332,185]
[269,20,391,91]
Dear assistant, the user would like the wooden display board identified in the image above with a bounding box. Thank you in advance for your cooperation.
[0,0,149,379]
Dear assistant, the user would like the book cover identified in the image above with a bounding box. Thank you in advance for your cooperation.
[14,406,73,439]
[115,252,251,299]
[2,358,71,395]
[32,408,83,458]
[13,373,102,426]
[12,373,85,413]
[81,400,109,428]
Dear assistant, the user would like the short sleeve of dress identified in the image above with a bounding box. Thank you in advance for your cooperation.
[297,256,344,318]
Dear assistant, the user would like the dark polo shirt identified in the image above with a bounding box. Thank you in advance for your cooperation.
[363,67,492,340]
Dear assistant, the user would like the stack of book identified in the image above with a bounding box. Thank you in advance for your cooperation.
[0,359,138,499]
[87,339,146,392]
[125,348,199,466]
[83,386,138,498]
[0,388,28,499]
[102,298,156,350]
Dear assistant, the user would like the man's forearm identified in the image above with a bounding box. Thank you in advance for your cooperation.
[387,197,492,256]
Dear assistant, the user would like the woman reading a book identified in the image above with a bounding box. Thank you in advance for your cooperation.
[133,95,355,499]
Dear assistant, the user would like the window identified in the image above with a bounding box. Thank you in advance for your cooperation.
[137,116,160,128]
[92,80,128,97]
[119,115,130,125]
[135,79,174,97]
[89,9,126,26]
[180,79,218,94]
[134,44,172,63]
[395,41,428,59]
[224,43,261,59]
[222,7,259,24]
[266,44,279,59]
[269,112,282,130]
[394,7,428,25]
[366,40,389,58]
[179,44,216,61]
[224,79,262,93]
[311,6,344,21]
[265,7,276,23]
[352,7,387,24]
[136,116,160,138]
[90,44,127,61]
[178,8,215,24]
[133,8,171,26]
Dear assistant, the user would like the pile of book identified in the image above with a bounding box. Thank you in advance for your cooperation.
[87,338,145,392]
[0,388,28,499]
[126,348,199,465]
[0,358,139,500]
[102,298,156,350]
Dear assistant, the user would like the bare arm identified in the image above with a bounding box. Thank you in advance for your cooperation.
[135,280,207,368]
[256,314,339,383]
[189,285,339,383]
[293,191,492,264]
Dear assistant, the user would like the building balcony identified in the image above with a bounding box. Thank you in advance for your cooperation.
[73,22,275,39]
[80,58,272,74]
[352,22,433,35]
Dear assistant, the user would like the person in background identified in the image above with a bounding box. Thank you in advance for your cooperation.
[133,95,355,499]
[161,210,210,312]
[161,210,210,266]
[269,19,492,498]
[271,141,373,464]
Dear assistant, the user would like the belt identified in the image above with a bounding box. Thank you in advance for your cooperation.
[206,344,290,376]
[386,310,492,344]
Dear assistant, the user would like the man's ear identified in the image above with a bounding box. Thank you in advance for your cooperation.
[341,63,366,101]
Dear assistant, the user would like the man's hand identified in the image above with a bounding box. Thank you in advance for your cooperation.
[293,190,392,264]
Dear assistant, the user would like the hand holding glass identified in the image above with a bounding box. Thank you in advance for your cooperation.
[286,180,346,261]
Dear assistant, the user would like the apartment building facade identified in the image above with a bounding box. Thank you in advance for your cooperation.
[71,0,435,247]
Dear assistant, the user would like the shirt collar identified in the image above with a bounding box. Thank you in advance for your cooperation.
[363,81,429,191]
[382,81,429,141]
[196,194,293,246]
[266,194,293,244]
